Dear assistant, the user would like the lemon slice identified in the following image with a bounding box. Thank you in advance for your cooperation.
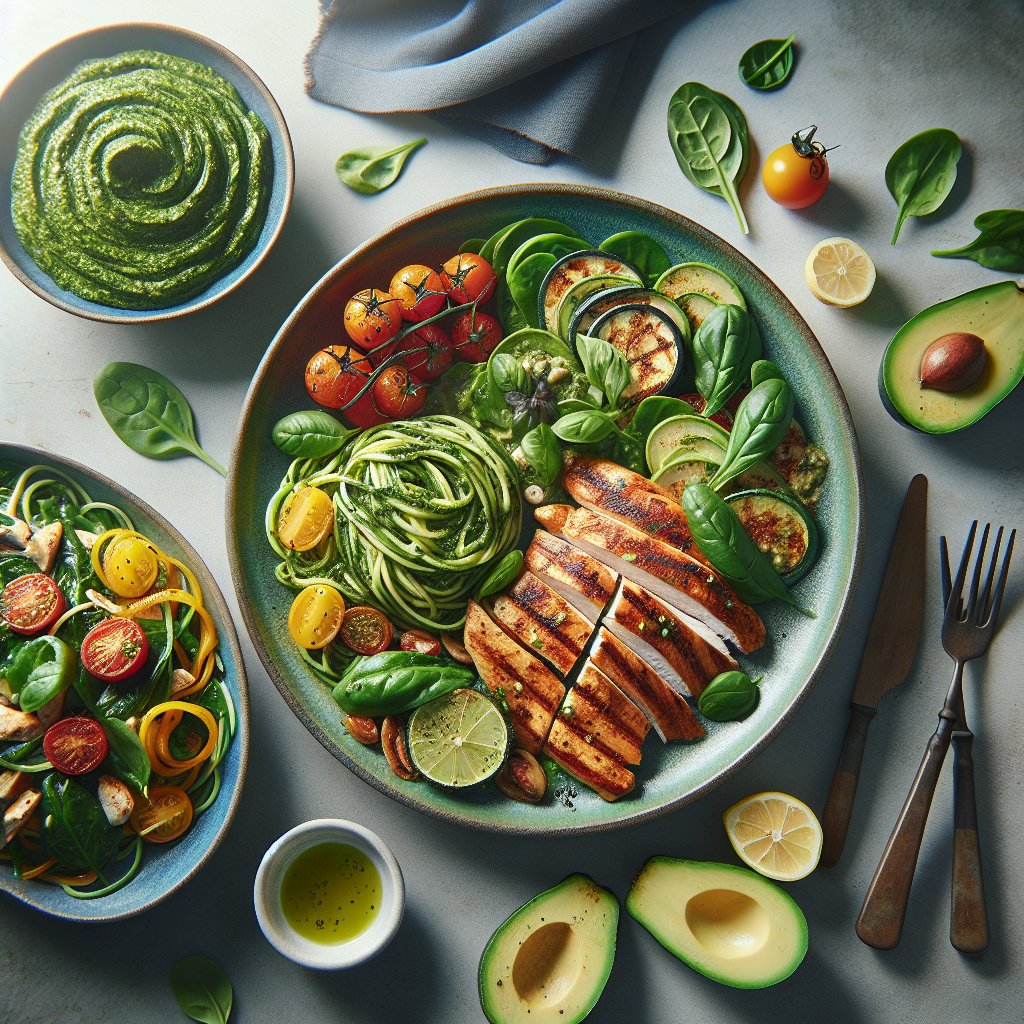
[723,791,823,881]
[804,237,875,307]
[407,688,510,788]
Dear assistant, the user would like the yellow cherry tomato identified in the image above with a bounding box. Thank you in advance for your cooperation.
[276,487,335,552]
[130,785,194,843]
[288,585,346,650]
[101,535,160,598]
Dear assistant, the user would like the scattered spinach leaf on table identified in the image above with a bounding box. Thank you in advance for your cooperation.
[171,954,233,1024]
[335,137,426,195]
[739,34,796,91]
[885,128,962,244]
[271,410,351,458]
[931,208,1024,272]
[94,363,225,476]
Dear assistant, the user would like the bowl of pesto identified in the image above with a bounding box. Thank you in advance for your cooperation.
[0,23,294,323]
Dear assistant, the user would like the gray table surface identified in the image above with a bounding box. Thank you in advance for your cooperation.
[2,1,1022,1021]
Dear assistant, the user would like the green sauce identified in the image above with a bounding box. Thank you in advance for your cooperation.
[279,842,382,945]
[11,49,271,310]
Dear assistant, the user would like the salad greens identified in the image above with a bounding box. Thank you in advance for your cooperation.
[932,209,1024,272]
[885,128,962,244]
[271,410,352,458]
[332,651,475,717]
[335,137,426,195]
[598,231,671,286]
[693,304,759,417]
[519,423,562,488]
[738,35,796,91]
[171,954,233,1024]
[698,671,761,721]
[40,774,120,879]
[6,635,74,713]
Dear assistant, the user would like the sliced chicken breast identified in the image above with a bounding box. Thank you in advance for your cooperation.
[564,663,650,765]
[524,530,618,621]
[544,716,635,802]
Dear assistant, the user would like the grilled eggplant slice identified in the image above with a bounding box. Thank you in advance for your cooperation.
[539,250,642,334]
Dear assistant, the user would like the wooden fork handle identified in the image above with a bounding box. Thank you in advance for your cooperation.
[856,713,955,949]
[951,731,989,953]
[821,703,877,867]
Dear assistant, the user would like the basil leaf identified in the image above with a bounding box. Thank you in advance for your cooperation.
[739,35,796,91]
[101,717,151,792]
[709,378,794,491]
[335,137,426,195]
[886,128,962,244]
[16,636,75,713]
[598,231,671,286]
[698,671,761,720]
[40,774,120,876]
[552,409,616,445]
[171,955,233,1024]
[490,353,530,396]
[749,359,785,388]
[932,208,1024,272]
[520,423,562,488]
[94,363,225,476]
[576,334,631,409]
[271,410,350,458]
[693,304,755,416]
[477,550,526,601]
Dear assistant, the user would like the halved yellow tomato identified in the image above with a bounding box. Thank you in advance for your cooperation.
[130,785,194,844]
[277,487,334,551]
[101,534,160,598]
[288,585,346,649]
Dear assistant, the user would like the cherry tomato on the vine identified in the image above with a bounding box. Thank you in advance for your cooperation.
[762,125,832,209]
[43,717,109,775]
[80,618,150,682]
[381,323,454,381]
[343,288,403,349]
[0,573,66,635]
[441,253,496,304]
[389,265,447,323]
[450,310,503,363]
[304,344,386,427]
[372,365,428,419]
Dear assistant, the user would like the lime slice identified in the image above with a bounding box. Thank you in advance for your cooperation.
[804,237,875,307]
[722,791,823,881]
[407,688,510,788]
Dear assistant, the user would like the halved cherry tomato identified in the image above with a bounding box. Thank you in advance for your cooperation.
[451,310,503,363]
[340,606,393,655]
[399,629,441,657]
[0,573,66,635]
[762,126,831,209]
[277,486,335,551]
[343,289,403,350]
[376,322,454,381]
[80,618,149,682]
[130,785,194,843]
[288,585,346,650]
[389,265,447,323]
[101,534,159,599]
[43,717,109,775]
[371,365,428,419]
[441,253,496,304]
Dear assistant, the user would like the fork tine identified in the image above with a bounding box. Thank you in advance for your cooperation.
[940,536,952,606]
[977,526,1004,624]
[983,528,1016,628]
[948,521,978,620]
[967,523,991,621]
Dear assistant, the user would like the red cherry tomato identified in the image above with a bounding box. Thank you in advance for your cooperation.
[441,253,496,304]
[80,617,150,682]
[389,265,447,323]
[762,126,831,209]
[377,323,454,381]
[451,310,503,363]
[399,629,441,657]
[0,573,66,636]
[43,717,110,776]
[343,289,403,350]
[340,606,394,655]
[371,365,428,419]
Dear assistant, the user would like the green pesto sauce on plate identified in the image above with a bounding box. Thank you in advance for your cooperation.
[11,49,272,310]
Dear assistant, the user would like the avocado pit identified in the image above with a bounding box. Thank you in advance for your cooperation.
[919,332,987,392]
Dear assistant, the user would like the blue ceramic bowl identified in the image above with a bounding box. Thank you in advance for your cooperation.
[0,23,294,324]
[0,443,249,921]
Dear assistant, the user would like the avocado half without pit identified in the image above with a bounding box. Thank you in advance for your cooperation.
[879,280,1024,433]
[479,874,618,1024]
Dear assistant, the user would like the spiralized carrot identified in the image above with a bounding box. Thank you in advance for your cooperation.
[139,701,218,776]
[19,857,58,881]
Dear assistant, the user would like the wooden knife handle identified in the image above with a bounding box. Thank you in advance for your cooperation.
[951,731,988,954]
[820,703,877,867]
[856,714,955,949]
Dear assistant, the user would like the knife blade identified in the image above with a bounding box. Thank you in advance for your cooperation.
[820,474,928,867]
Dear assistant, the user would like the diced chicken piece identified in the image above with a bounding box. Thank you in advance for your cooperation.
[75,529,100,551]
[540,505,765,653]
[489,571,595,678]
[0,704,44,742]
[524,530,618,621]
[561,454,708,563]
[37,691,65,729]
[24,521,63,572]
[565,663,650,765]
[0,770,30,811]
[464,600,564,754]
[1,789,42,850]
[172,669,197,695]
[606,581,737,700]
[544,716,635,802]
[98,775,134,827]
[0,516,32,547]
[534,504,572,534]
[588,628,705,743]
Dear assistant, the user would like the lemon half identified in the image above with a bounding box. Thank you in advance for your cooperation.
[723,791,823,882]
[804,237,875,307]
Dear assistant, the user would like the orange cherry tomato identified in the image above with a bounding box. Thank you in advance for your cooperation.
[1,573,66,635]
[371,365,428,419]
[130,785,194,843]
[277,486,335,551]
[343,289,403,350]
[288,585,346,650]
[80,618,149,682]
[399,629,441,657]
[451,310,503,363]
[441,253,496,304]
[304,344,386,428]
[762,126,831,209]
[43,717,109,775]
[340,606,393,655]
[389,265,447,323]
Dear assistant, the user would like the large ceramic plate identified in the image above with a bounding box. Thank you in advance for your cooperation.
[0,444,249,920]
[228,185,863,835]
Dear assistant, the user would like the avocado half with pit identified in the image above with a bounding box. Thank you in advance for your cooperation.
[627,858,807,989]
[479,873,618,1024]
[879,280,1024,433]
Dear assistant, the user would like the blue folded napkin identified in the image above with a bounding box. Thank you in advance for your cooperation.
[305,0,683,164]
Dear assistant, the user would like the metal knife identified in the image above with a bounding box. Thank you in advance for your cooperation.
[820,474,928,867]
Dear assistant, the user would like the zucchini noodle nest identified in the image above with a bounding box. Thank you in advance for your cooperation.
[267,416,522,630]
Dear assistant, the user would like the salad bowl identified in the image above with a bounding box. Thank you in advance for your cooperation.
[227,183,863,835]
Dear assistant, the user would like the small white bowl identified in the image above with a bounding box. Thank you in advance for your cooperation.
[254,819,404,970]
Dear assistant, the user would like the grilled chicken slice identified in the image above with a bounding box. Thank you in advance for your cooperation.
[540,504,765,653]
[1,789,41,850]
[606,581,737,699]
[463,600,564,754]
[561,454,707,563]
[564,663,650,765]
[490,571,595,677]
[0,704,44,742]
[0,770,30,812]
[589,628,705,743]
[544,716,635,802]
[524,530,617,621]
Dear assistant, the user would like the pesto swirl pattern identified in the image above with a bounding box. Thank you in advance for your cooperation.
[11,49,271,310]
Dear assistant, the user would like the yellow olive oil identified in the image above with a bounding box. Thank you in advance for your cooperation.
[280,842,382,944]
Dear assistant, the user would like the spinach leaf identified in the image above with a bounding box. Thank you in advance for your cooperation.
[625,396,698,467]
[489,219,580,276]
[458,237,486,254]
[932,208,1024,272]
[598,231,671,285]
[101,717,151,792]
[507,252,557,328]
[739,35,796,91]
[489,353,530,397]
[692,304,755,416]
[520,423,562,487]
[708,378,794,491]
[171,955,233,1024]
[1,555,39,586]
[576,334,631,409]
[477,550,525,601]
[94,363,225,476]
[886,128,962,244]
[335,137,426,195]
[552,409,617,445]
[40,773,120,877]
[10,636,75,713]
[271,411,351,458]
[750,358,785,388]
[668,83,751,234]
[496,278,528,335]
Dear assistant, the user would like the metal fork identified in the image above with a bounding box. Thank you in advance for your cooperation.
[856,521,1016,950]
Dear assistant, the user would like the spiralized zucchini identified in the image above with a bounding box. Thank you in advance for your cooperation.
[268,416,522,630]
